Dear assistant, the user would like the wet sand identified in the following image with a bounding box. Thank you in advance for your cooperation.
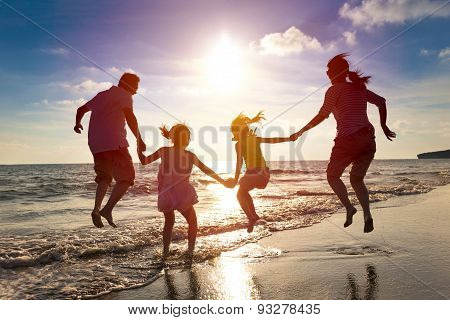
[104,184,450,300]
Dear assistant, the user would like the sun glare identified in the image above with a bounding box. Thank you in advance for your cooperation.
[207,183,240,213]
[205,34,244,92]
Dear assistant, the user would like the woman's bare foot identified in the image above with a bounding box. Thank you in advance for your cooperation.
[91,209,104,228]
[344,206,357,228]
[99,207,117,228]
[364,218,374,233]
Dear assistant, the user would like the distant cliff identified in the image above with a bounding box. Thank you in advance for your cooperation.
[417,150,450,159]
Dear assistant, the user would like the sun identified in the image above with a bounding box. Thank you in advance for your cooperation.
[205,34,244,92]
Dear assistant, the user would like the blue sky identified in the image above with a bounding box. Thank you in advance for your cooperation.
[0,0,449,164]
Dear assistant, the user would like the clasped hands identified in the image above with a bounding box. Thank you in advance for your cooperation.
[289,130,304,142]
[223,178,237,189]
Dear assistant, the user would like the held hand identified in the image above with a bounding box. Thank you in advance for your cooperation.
[289,131,301,141]
[137,152,146,165]
[73,123,83,134]
[223,178,237,189]
[137,139,147,152]
[382,125,396,141]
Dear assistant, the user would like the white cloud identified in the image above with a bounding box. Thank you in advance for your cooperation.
[30,98,87,111]
[55,79,112,95]
[40,47,70,56]
[343,30,357,46]
[438,47,450,61]
[419,47,450,61]
[52,98,87,110]
[420,48,431,56]
[107,67,137,77]
[251,26,323,56]
[339,0,450,29]
[73,80,111,93]
[107,66,121,75]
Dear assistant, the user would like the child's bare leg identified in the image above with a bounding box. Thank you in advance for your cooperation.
[163,211,175,260]
[180,206,197,256]
[237,186,259,221]
[237,186,260,232]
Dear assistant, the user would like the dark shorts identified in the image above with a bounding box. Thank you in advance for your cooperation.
[93,148,135,185]
[327,126,376,180]
[239,167,270,190]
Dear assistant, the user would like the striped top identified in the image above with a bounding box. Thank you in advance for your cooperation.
[319,82,385,138]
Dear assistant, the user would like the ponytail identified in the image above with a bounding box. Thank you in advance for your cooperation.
[328,53,372,89]
[159,123,191,146]
[159,125,171,140]
[348,70,371,88]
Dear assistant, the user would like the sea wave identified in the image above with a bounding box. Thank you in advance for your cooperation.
[270,169,323,175]
[1,160,449,299]
[296,190,335,196]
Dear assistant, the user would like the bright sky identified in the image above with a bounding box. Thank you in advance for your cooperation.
[0,0,449,164]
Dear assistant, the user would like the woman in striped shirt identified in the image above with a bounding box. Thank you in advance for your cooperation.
[291,53,396,233]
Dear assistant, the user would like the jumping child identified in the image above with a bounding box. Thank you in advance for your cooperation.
[230,112,294,232]
[138,124,231,260]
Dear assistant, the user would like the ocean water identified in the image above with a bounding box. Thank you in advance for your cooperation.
[0,160,449,299]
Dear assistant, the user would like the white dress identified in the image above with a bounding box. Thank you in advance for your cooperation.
[157,148,198,212]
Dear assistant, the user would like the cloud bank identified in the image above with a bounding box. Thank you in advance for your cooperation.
[339,0,450,29]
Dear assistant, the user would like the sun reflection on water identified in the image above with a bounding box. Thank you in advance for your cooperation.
[198,256,261,299]
[207,183,240,213]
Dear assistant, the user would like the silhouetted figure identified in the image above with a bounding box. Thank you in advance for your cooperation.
[74,73,146,228]
[138,124,232,261]
[291,54,396,233]
[230,112,295,232]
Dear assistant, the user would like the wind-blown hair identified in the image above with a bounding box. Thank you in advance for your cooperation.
[160,123,191,147]
[231,112,264,140]
[327,53,371,88]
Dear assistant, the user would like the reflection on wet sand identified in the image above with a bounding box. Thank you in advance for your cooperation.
[346,264,378,300]
[162,256,261,299]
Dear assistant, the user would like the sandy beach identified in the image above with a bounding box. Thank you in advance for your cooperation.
[104,184,450,300]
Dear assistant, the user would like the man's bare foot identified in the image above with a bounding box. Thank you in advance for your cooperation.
[344,206,357,228]
[364,218,374,233]
[99,207,117,228]
[247,218,258,233]
[91,209,104,228]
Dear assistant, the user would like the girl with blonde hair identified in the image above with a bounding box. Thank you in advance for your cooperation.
[230,112,294,232]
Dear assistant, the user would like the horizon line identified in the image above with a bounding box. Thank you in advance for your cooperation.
[0,158,425,166]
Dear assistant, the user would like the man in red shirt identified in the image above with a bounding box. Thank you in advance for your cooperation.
[74,73,146,228]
